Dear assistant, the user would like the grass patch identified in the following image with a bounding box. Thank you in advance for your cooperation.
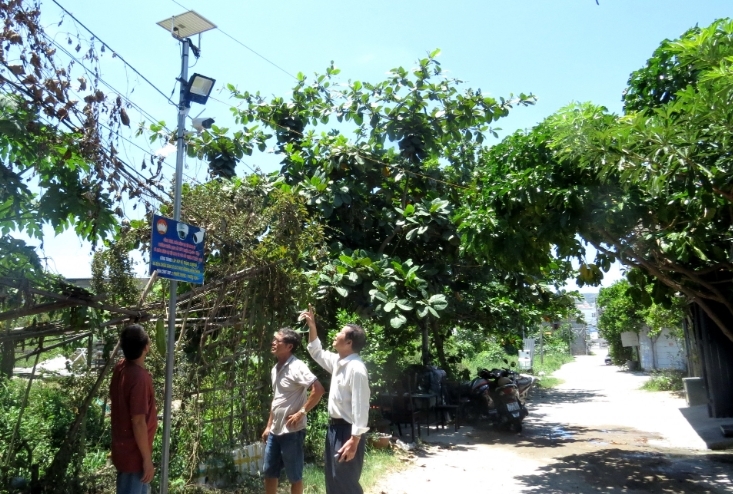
[535,376,564,389]
[299,446,405,494]
[461,349,573,388]
[532,352,574,376]
[640,370,685,392]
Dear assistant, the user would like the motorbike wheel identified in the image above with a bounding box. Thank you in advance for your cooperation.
[510,421,523,433]
[463,401,480,423]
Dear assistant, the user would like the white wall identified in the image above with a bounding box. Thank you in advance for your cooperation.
[639,326,686,371]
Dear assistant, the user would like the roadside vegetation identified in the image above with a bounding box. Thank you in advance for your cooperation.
[640,370,685,392]
[461,329,573,389]
[597,280,685,366]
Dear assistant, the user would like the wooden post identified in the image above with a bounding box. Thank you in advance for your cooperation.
[1,339,13,378]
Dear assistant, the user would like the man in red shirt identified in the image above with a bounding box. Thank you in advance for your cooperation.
[110,324,158,494]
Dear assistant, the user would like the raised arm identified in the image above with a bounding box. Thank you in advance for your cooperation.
[299,306,337,373]
[301,305,318,343]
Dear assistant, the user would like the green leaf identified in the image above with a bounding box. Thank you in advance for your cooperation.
[428,294,448,310]
[390,313,407,328]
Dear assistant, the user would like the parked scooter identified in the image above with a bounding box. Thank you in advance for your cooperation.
[459,366,529,432]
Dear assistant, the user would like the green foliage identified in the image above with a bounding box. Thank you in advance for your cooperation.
[460,340,513,377]
[640,369,685,392]
[459,329,572,386]
[597,280,642,364]
[0,1,163,283]
[333,309,419,389]
[303,404,329,463]
[176,53,544,363]
[91,240,140,308]
[0,376,106,485]
[597,279,685,364]
[463,17,733,344]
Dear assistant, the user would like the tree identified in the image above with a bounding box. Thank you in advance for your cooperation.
[0,0,166,282]
[182,52,546,365]
[598,278,685,366]
[462,18,733,345]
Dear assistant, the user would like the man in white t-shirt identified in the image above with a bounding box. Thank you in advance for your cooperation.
[299,308,370,494]
[262,327,325,494]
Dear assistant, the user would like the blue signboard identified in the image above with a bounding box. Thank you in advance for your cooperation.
[149,214,205,284]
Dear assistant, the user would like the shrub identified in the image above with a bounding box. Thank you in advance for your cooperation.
[641,369,685,392]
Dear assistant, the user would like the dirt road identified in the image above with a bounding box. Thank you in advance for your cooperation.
[369,353,733,493]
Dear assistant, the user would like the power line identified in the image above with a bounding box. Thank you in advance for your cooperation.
[169,0,298,81]
[96,119,204,187]
[43,33,172,132]
[51,0,177,106]
[46,1,470,193]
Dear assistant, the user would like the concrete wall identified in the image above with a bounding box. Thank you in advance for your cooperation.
[639,326,686,371]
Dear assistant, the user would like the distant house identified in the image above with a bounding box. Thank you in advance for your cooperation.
[638,326,686,371]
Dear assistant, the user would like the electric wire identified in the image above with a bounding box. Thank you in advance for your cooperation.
[26,2,472,194]
[42,33,173,132]
[170,0,298,81]
[51,0,177,106]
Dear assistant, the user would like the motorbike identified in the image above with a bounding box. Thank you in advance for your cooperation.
[460,365,530,432]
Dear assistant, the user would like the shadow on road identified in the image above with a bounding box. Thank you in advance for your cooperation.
[515,448,733,493]
[529,387,604,406]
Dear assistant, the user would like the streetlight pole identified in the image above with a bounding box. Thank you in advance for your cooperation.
[159,37,189,494]
[155,12,215,491]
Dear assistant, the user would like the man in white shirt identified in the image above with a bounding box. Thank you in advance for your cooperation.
[262,327,325,494]
[299,307,370,494]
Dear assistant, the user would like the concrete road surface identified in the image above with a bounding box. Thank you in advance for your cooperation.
[369,353,733,493]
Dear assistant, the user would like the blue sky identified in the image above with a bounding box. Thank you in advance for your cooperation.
[26,0,733,290]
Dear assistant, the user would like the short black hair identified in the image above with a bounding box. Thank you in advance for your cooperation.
[344,324,366,353]
[278,327,301,354]
[120,324,150,360]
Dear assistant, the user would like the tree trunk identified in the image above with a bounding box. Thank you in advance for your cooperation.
[421,317,430,366]
[431,319,449,374]
[689,301,733,417]
[1,340,13,378]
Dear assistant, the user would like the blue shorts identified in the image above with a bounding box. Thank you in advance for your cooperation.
[116,471,149,494]
[263,429,306,482]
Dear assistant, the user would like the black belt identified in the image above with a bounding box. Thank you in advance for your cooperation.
[329,417,351,426]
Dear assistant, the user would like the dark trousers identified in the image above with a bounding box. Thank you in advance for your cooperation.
[324,423,366,494]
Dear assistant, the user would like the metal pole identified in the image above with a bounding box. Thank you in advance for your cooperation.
[160,36,189,494]
[540,328,544,365]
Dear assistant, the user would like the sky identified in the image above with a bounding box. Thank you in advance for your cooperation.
[21,0,733,291]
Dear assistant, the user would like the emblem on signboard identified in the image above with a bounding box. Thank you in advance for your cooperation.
[156,218,168,235]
